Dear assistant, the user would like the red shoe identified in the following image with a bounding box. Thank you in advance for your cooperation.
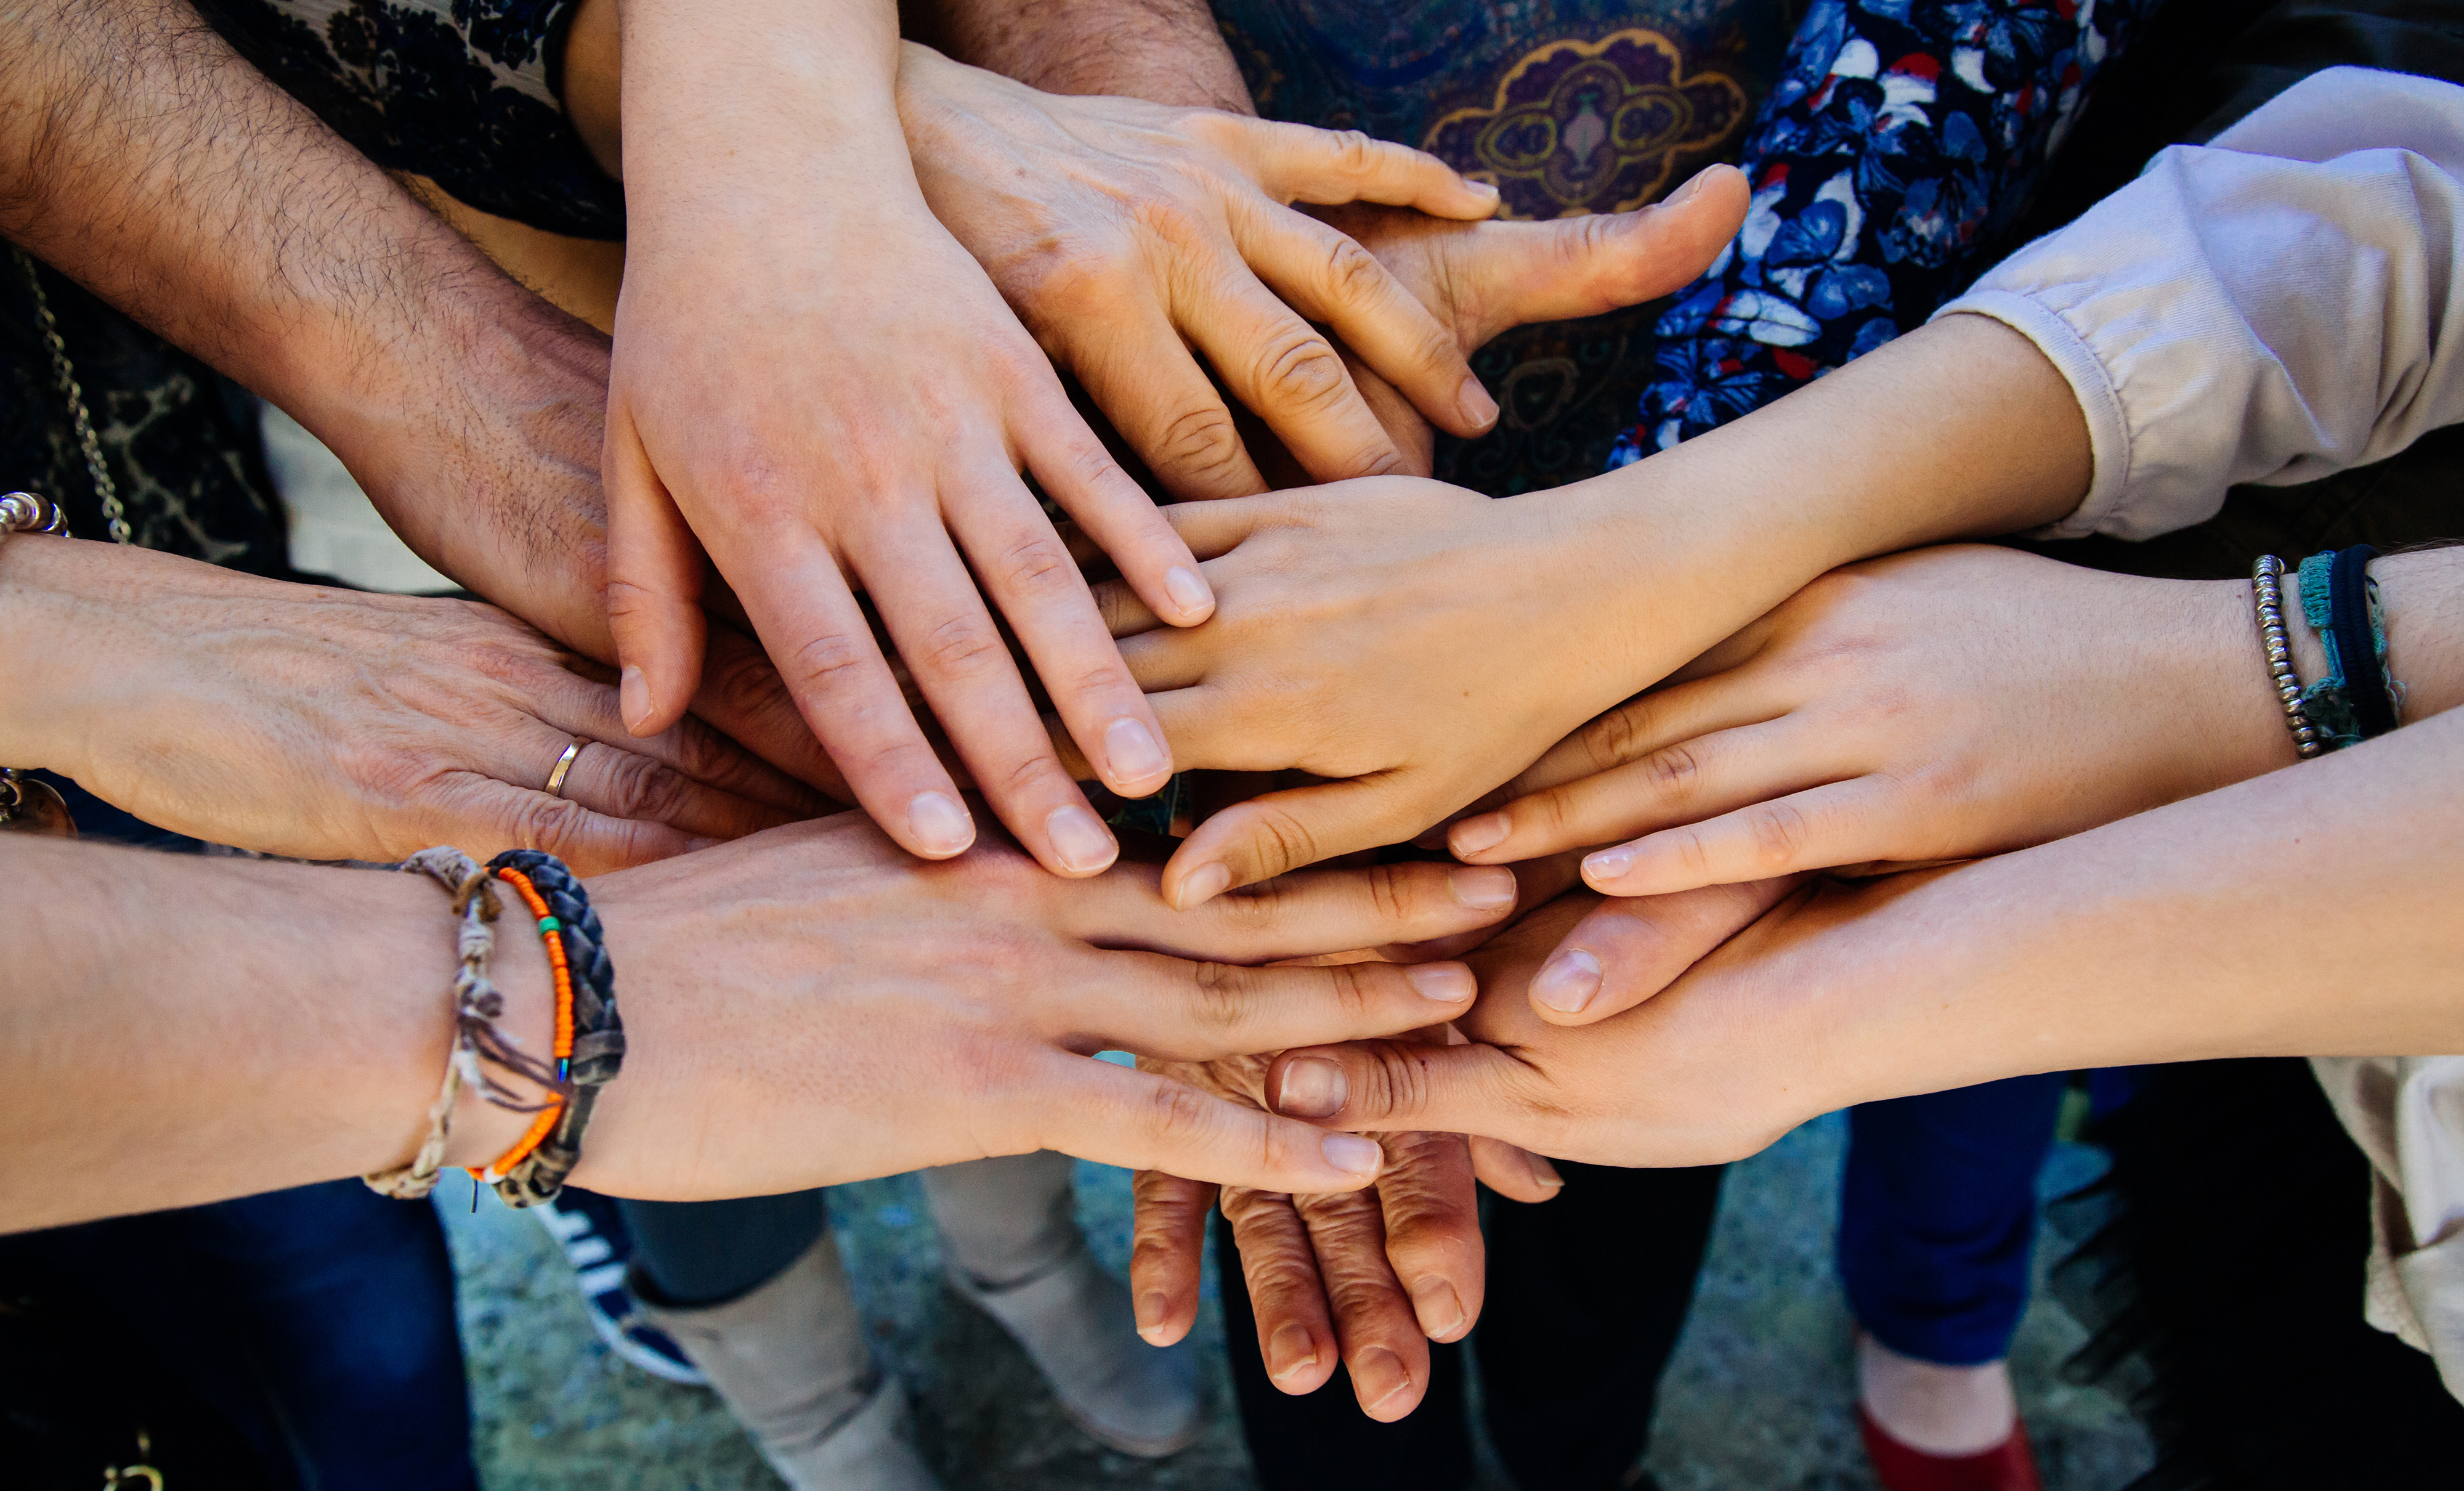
[1857,1404,2044,1491]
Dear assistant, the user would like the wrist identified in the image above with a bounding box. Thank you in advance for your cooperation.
[0,536,110,772]
[435,870,561,1172]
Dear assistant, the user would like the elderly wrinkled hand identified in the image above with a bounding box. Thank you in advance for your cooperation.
[1130,1041,1561,1420]
[0,537,824,872]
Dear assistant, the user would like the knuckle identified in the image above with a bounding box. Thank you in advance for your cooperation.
[1326,129,1378,177]
[992,530,1078,596]
[1141,1076,1225,1148]
[784,630,875,700]
[1249,328,1352,415]
[915,613,1005,679]
[1582,700,1653,770]
[1185,961,1253,1034]
[1155,404,1250,486]
[1242,803,1323,877]
[1640,741,1704,799]
[1744,802,1810,870]
[1316,235,1387,311]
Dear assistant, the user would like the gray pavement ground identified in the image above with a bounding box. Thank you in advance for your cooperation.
[441,1113,2152,1490]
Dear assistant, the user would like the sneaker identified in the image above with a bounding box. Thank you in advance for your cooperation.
[532,1188,708,1386]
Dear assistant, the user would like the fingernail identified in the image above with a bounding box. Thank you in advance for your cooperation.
[1406,963,1475,1003]
[1668,169,1711,206]
[619,665,652,734]
[1467,179,1502,203]
[1173,861,1232,910]
[1137,1290,1172,1344]
[1411,1278,1467,1340]
[684,837,721,853]
[1448,865,1517,909]
[1267,1322,1319,1383]
[1104,716,1170,787]
[907,792,974,856]
[1525,1150,1565,1190]
[1582,846,1635,884]
[1321,1133,1382,1177]
[1045,805,1120,874]
[1448,812,1509,858]
[1164,565,1214,620]
[1531,947,1603,1015]
[1352,1346,1413,1410]
[1278,1057,1347,1119]
[1457,377,1499,431]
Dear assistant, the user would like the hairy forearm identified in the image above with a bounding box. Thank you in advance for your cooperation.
[0,0,530,449]
[0,0,619,651]
[1797,705,2464,1109]
[0,837,548,1232]
[909,0,1254,110]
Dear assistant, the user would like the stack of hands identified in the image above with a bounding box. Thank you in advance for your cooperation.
[11,0,2464,1431]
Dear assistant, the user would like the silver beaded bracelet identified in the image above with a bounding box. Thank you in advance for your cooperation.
[2252,555,2323,760]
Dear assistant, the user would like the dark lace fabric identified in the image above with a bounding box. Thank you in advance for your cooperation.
[1214,0,1804,495]
[0,258,288,573]
[192,0,623,240]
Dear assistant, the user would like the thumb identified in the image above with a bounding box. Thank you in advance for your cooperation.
[1453,163,1750,346]
[1526,876,1801,1026]
[1161,773,1419,909]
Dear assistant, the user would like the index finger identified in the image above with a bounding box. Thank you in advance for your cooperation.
[1029,1054,1387,1193]
[1228,120,1501,219]
[1068,858,1520,963]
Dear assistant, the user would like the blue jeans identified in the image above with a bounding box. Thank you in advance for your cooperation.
[1836,1075,2069,1367]
[1,1179,476,1489]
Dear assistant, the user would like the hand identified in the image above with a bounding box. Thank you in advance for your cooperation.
[901,43,1506,497]
[318,285,857,804]
[1296,165,1749,476]
[1092,477,1669,906]
[0,538,823,871]
[1446,546,2296,896]
[1131,1044,1561,1420]
[606,7,1212,880]
[573,812,1530,1197]
[1258,881,1830,1167]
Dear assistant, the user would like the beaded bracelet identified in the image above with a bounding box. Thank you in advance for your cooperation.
[477,850,623,1208]
[365,848,566,1200]
[2250,556,2322,760]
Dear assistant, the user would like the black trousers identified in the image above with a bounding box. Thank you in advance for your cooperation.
[1218,1161,1725,1491]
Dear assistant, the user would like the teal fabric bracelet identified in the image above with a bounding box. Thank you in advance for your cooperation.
[2295,550,2401,749]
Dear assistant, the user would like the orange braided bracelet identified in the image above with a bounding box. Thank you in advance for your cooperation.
[471,866,575,1184]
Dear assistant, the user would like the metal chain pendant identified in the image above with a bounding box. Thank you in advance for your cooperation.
[11,245,132,544]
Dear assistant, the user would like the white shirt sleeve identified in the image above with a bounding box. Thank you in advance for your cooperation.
[1932,67,2464,541]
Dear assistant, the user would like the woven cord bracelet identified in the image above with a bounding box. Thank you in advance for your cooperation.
[366,847,566,1200]
[2296,546,2405,749]
[480,850,623,1208]
[2251,556,2322,760]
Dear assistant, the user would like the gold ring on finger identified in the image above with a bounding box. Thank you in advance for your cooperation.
[543,737,586,798]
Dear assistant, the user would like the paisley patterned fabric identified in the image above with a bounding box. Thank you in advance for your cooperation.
[1215,0,1799,494]
[194,0,622,239]
[0,260,289,572]
[1610,0,2155,462]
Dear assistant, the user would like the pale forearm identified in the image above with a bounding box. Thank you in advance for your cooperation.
[1801,706,2464,1110]
[910,0,1255,111]
[0,837,548,1232]
[618,0,912,231]
[1547,312,2091,698]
